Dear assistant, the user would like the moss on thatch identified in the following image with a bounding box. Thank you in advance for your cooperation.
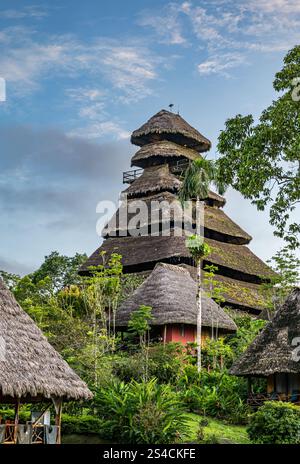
[131,140,200,168]
[131,109,211,152]
[116,263,237,332]
[230,288,300,376]
[0,279,92,402]
[81,235,275,283]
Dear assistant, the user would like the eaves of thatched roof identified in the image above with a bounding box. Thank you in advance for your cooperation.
[0,279,93,402]
[230,288,300,376]
[81,235,275,283]
[124,165,182,198]
[186,265,267,313]
[116,263,237,332]
[131,140,201,168]
[102,195,251,245]
[131,109,211,152]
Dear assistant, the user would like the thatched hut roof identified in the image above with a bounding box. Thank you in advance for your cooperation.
[0,279,92,402]
[131,140,200,168]
[131,109,211,152]
[81,235,275,283]
[102,194,251,245]
[123,165,181,198]
[230,288,300,376]
[116,263,237,332]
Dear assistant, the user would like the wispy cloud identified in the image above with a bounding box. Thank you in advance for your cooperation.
[0,5,48,20]
[0,30,164,138]
[197,52,246,76]
[138,0,300,76]
[137,3,187,45]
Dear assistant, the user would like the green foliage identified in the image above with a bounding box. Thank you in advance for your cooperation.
[185,235,211,261]
[112,344,187,384]
[247,401,300,444]
[179,158,226,205]
[216,45,300,248]
[203,264,226,304]
[94,378,189,444]
[261,246,300,314]
[228,314,266,358]
[178,368,249,424]
[61,414,104,436]
[128,305,153,341]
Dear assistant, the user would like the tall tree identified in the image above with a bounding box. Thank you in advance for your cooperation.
[216,45,300,249]
[179,158,224,371]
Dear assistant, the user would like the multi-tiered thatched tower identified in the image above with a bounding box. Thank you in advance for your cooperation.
[81,110,275,317]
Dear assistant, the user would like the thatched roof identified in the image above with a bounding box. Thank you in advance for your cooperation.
[230,288,300,376]
[81,235,275,283]
[131,140,200,168]
[131,109,211,152]
[116,263,237,332]
[102,195,251,245]
[124,165,181,198]
[182,265,267,313]
[0,279,92,402]
[207,190,226,207]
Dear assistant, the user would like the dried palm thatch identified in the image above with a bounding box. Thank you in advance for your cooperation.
[0,279,92,402]
[230,288,300,376]
[124,164,182,198]
[131,140,200,168]
[131,109,211,152]
[102,194,251,245]
[81,235,276,282]
[181,264,267,313]
[116,263,237,332]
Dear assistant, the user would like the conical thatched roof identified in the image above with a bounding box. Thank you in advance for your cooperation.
[81,235,276,283]
[102,194,251,245]
[0,279,92,402]
[230,289,300,376]
[131,140,200,168]
[131,110,211,152]
[116,263,237,332]
[124,164,181,198]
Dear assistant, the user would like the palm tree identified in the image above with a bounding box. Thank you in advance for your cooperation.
[179,158,226,372]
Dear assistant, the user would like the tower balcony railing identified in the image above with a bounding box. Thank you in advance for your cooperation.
[122,160,190,184]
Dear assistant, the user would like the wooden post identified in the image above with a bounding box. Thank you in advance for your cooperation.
[13,399,20,444]
[248,377,252,395]
[53,398,62,444]
[163,324,167,346]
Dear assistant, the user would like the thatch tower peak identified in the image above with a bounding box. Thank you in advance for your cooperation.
[131,109,211,152]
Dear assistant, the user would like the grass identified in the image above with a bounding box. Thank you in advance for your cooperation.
[186,413,250,444]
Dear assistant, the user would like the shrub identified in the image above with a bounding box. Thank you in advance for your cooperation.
[112,343,186,384]
[94,378,189,444]
[247,401,300,444]
[178,368,249,424]
[61,414,104,435]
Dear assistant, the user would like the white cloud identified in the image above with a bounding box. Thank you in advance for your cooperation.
[138,1,300,76]
[197,53,246,76]
[137,3,187,45]
[0,5,48,20]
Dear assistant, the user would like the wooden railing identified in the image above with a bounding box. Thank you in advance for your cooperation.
[1,422,60,444]
[247,392,300,408]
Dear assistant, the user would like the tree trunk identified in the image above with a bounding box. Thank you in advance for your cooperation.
[196,257,202,373]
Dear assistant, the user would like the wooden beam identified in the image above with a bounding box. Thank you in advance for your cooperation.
[13,399,20,444]
[52,398,63,445]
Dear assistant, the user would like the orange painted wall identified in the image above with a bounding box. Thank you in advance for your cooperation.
[163,324,211,344]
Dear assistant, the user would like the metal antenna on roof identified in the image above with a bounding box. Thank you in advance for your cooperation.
[168,103,174,112]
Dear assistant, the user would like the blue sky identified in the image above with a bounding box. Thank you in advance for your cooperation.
[0,0,299,274]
